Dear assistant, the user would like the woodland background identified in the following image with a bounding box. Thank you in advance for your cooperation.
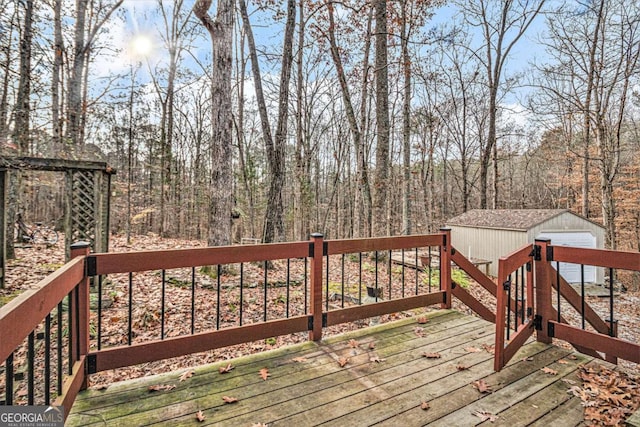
[1,0,639,255]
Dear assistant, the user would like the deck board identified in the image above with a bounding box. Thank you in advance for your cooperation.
[67,310,592,426]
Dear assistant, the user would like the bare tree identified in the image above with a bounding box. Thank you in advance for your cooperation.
[193,0,234,247]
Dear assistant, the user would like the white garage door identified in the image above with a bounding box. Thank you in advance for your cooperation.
[536,231,596,283]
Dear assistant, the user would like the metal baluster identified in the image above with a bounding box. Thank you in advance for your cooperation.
[216,265,222,329]
[304,258,308,313]
[358,252,363,304]
[401,249,405,297]
[375,251,379,301]
[128,273,133,345]
[428,246,432,293]
[264,261,268,322]
[556,261,561,323]
[520,265,525,324]
[514,268,519,329]
[191,267,196,334]
[161,270,166,340]
[415,247,419,295]
[239,263,244,326]
[581,264,585,330]
[388,250,392,299]
[57,302,62,395]
[325,255,329,311]
[28,331,34,405]
[341,254,345,309]
[609,267,614,337]
[68,292,73,374]
[506,274,512,341]
[5,353,13,405]
[45,314,51,404]
[286,258,291,318]
[97,275,103,350]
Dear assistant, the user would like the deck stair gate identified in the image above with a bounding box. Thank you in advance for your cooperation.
[0,156,114,288]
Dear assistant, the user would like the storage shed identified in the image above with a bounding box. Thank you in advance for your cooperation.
[446,209,605,284]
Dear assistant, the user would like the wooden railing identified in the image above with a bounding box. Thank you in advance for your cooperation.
[0,232,451,419]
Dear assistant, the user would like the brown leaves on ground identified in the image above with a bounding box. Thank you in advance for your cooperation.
[422,352,441,359]
[420,402,431,410]
[572,364,640,426]
[473,410,497,422]
[481,344,495,354]
[148,384,176,392]
[369,355,386,363]
[464,346,482,353]
[222,396,239,404]
[179,369,195,382]
[348,339,359,348]
[195,410,206,422]
[219,363,234,374]
[259,368,270,380]
[456,364,470,371]
[414,326,426,337]
[368,342,376,350]
[541,366,558,375]
[472,379,492,393]
[338,357,349,367]
[291,357,307,363]
[417,317,429,324]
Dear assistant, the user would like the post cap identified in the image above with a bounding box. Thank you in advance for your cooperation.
[70,241,91,250]
[310,233,324,238]
[440,227,451,231]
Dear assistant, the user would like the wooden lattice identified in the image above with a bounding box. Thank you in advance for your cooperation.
[70,170,97,244]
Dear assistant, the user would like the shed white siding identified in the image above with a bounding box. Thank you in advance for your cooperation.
[447,210,606,283]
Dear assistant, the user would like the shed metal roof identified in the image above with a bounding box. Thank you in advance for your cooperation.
[446,209,598,231]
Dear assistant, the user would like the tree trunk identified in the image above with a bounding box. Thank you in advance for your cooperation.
[373,0,390,237]
[12,0,34,154]
[193,0,234,247]
[52,0,64,149]
[400,0,411,235]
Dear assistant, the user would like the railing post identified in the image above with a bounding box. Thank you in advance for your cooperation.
[70,241,91,389]
[440,227,452,309]
[309,233,324,341]
[534,238,552,344]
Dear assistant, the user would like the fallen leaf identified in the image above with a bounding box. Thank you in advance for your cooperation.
[148,384,176,392]
[219,363,234,374]
[368,342,376,350]
[567,354,578,360]
[558,359,568,364]
[349,339,360,348]
[338,357,349,367]
[456,364,470,371]
[291,357,307,363]
[179,370,195,382]
[259,368,270,380]
[542,367,558,375]
[482,344,495,354]
[562,378,577,385]
[414,327,426,337]
[369,356,386,363]
[473,410,497,422]
[196,410,206,422]
[465,346,482,353]
[417,317,429,324]
[222,396,239,404]
[251,424,268,427]
[422,352,441,359]
[473,380,492,393]
[421,402,431,410]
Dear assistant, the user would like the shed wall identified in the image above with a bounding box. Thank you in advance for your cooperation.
[527,214,605,248]
[450,226,527,276]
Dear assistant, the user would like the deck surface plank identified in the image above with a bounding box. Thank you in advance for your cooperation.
[67,310,594,426]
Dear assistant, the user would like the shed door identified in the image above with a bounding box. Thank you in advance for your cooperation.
[536,232,596,283]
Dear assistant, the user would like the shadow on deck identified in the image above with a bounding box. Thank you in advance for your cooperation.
[68,310,593,426]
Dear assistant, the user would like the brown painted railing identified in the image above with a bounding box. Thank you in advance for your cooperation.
[0,232,451,419]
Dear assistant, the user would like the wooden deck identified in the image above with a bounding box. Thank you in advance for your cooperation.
[67,310,594,426]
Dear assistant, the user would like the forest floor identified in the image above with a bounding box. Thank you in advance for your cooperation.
[2,233,639,384]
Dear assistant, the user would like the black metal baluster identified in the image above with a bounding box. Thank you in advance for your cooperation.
[388,250,392,299]
[191,267,196,334]
[5,353,13,405]
[358,252,363,304]
[341,254,345,309]
[609,267,614,337]
[239,263,244,326]
[401,249,405,297]
[520,265,526,324]
[428,246,432,293]
[514,268,519,329]
[325,255,329,311]
[415,247,419,295]
[556,261,561,322]
[28,331,34,405]
[97,275,103,350]
[506,274,512,340]
[581,264,585,330]
[68,292,73,374]
[161,270,166,340]
[264,261,268,322]
[304,258,308,313]
[57,302,62,395]
[286,258,291,318]
[216,265,222,329]
[128,273,133,345]
[375,251,379,301]
[45,314,51,404]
